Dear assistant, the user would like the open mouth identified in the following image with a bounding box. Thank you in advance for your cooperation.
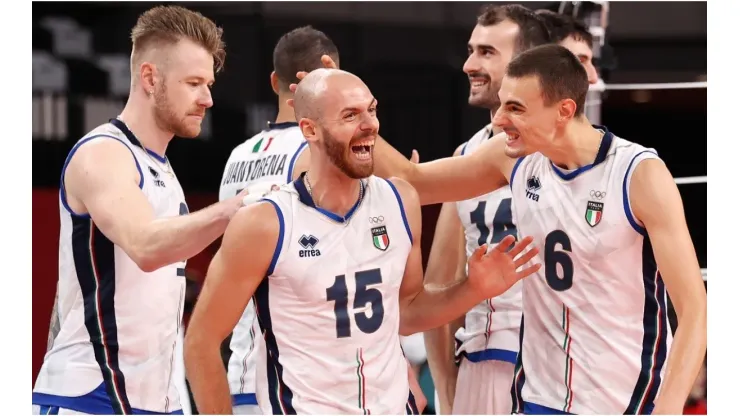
[469,77,489,90]
[350,140,374,161]
[505,131,520,145]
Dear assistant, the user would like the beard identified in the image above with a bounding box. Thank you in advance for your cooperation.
[153,81,202,138]
[321,127,374,179]
[468,76,502,110]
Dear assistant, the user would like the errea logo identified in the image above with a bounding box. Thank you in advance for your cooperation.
[298,234,321,258]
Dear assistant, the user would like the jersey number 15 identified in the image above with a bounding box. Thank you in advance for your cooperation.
[326,269,384,338]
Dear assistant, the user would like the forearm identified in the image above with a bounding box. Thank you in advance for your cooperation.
[424,322,459,413]
[372,135,416,179]
[184,338,233,415]
[654,307,707,409]
[136,201,233,271]
[401,280,478,335]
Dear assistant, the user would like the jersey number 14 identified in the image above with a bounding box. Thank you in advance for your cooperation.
[326,269,385,338]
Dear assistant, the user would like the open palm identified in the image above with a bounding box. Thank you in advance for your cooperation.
[467,235,541,300]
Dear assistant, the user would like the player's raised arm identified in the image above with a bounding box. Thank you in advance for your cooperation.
[391,177,539,335]
[66,138,247,272]
[184,201,282,414]
[630,159,707,415]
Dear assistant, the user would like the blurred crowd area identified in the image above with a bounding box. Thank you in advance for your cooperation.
[32,1,707,414]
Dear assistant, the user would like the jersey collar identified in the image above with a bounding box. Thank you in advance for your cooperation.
[549,125,614,181]
[267,121,299,130]
[109,118,169,163]
[293,171,366,223]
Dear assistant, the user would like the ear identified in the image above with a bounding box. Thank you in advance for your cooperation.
[558,98,578,123]
[140,62,157,95]
[270,71,280,95]
[299,118,317,143]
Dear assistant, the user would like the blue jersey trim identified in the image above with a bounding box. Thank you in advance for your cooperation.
[509,157,525,190]
[110,118,168,163]
[32,384,183,414]
[60,134,144,218]
[286,141,308,182]
[258,199,285,276]
[460,142,468,156]
[232,393,258,406]
[523,401,573,415]
[267,121,299,130]
[550,125,614,181]
[383,179,413,244]
[462,348,518,364]
[621,150,658,237]
[293,172,365,224]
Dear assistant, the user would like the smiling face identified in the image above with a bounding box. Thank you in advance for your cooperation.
[463,21,520,109]
[559,35,599,85]
[493,74,562,158]
[150,38,215,138]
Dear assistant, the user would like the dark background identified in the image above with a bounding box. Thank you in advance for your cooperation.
[32,1,707,412]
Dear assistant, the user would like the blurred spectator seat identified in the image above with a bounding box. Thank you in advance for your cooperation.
[33,51,67,93]
[97,55,131,97]
[39,17,92,59]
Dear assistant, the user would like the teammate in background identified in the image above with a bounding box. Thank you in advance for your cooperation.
[184,68,541,415]
[32,6,249,415]
[535,9,599,84]
[219,26,424,414]
[423,5,551,415]
[380,44,707,415]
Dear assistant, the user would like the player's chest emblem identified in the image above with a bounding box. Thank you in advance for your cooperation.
[585,190,606,227]
[298,234,321,258]
[525,175,541,202]
[371,225,390,251]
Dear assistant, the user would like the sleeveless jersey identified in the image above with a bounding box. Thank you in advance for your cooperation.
[33,119,188,414]
[454,125,522,364]
[219,122,307,406]
[254,175,420,415]
[508,126,674,415]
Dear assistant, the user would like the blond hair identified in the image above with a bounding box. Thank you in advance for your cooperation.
[131,5,226,72]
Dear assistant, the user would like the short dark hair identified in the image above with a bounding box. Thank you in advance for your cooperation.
[506,44,589,116]
[272,26,340,92]
[476,4,552,54]
[535,10,593,48]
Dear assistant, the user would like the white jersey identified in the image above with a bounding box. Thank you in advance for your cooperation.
[33,119,188,414]
[454,125,522,364]
[254,175,420,415]
[509,127,673,415]
[219,121,308,407]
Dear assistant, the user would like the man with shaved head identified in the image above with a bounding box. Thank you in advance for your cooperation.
[184,68,541,415]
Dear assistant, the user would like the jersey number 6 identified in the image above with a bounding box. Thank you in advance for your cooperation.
[326,268,384,338]
[544,230,574,291]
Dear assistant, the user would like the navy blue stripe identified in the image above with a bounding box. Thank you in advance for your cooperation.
[524,401,573,415]
[232,393,258,406]
[510,315,526,414]
[33,383,185,414]
[286,141,308,182]
[406,390,420,414]
[71,217,132,414]
[550,125,614,180]
[625,236,668,414]
[109,118,168,163]
[622,150,658,237]
[60,134,144,218]
[254,278,295,414]
[38,405,59,415]
[509,157,525,190]
[383,179,413,244]
[462,348,517,364]
[258,199,285,275]
[460,143,468,156]
[267,121,299,130]
[253,200,293,415]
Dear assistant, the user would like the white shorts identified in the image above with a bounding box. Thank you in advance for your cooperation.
[32,405,88,414]
[452,358,515,415]
[233,404,263,414]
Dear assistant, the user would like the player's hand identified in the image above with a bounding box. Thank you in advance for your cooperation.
[466,235,541,300]
[287,55,338,108]
[409,149,420,164]
[240,184,281,207]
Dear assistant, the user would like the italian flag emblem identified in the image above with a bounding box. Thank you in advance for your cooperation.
[372,226,390,251]
[585,201,604,227]
[251,137,273,153]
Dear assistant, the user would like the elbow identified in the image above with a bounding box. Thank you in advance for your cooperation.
[131,250,161,273]
[399,315,419,337]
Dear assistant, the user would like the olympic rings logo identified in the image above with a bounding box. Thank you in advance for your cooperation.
[590,190,606,199]
[368,216,385,224]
